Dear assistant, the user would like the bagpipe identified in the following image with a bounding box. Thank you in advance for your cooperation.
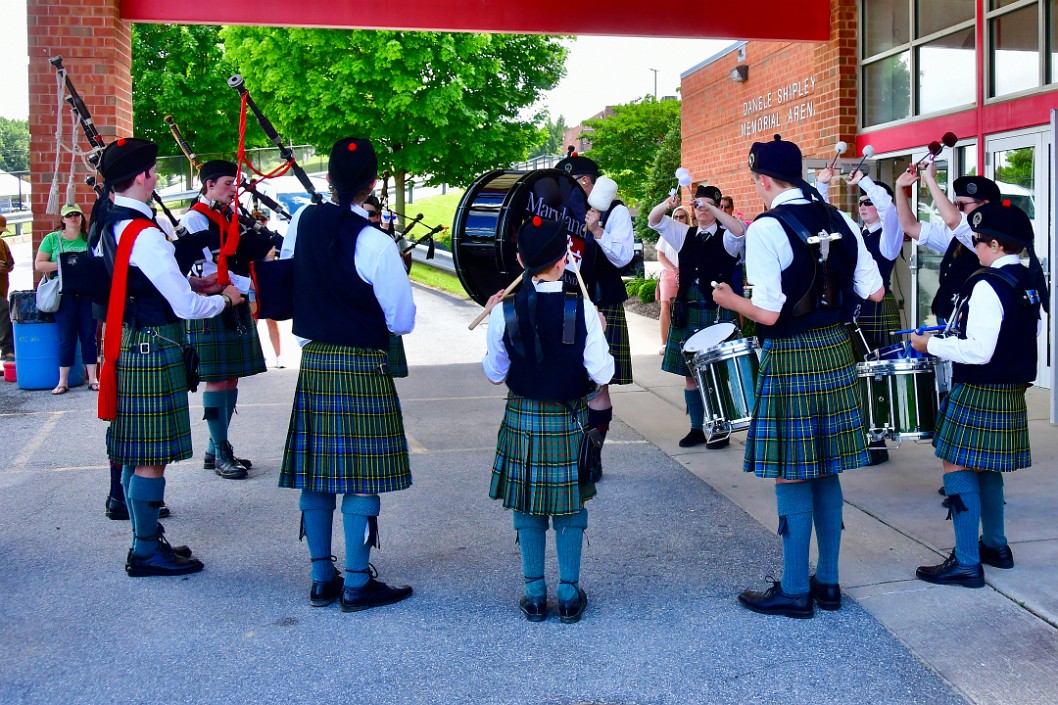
[375,171,445,273]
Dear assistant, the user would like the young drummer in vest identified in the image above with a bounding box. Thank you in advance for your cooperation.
[712,135,883,619]
[97,137,244,577]
[555,151,633,471]
[648,185,746,449]
[481,216,614,623]
[279,137,417,611]
[910,202,1046,587]
[180,160,266,480]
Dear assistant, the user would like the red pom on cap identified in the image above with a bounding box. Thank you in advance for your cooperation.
[571,151,578,157]
[532,216,542,227]
[348,143,357,151]
[1002,199,1011,207]
[116,138,126,147]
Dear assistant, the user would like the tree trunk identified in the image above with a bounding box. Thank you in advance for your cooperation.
[394,169,407,230]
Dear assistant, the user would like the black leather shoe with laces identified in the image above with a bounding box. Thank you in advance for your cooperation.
[213,442,248,479]
[126,541,204,577]
[978,540,1014,569]
[519,595,548,622]
[738,580,813,619]
[310,565,344,607]
[809,575,841,611]
[916,552,985,588]
[339,577,413,612]
[204,448,253,470]
[679,429,707,448]
[558,586,588,624]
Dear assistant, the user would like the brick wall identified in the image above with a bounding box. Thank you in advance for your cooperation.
[680,0,858,219]
[26,0,132,266]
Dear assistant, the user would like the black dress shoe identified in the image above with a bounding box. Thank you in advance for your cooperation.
[310,567,344,607]
[809,575,841,611]
[156,523,192,558]
[106,496,169,519]
[679,429,707,448]
[558,588,588,624]
[126,543,204,577]
[519,595,548,622]
[705,433,730,450]
[979,540,1014,569]
[339,578,413,612]
[738,580,814,619]
[867,448,890,466]
[916,552,985,588]
[204,448,253,470]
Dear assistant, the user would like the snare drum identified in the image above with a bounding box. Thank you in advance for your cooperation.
[857,357,950,442]
[684,323,761,436]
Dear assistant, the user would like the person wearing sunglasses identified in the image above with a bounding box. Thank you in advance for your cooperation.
[648,184,746,449]
[910,201,1046,588]
[655,208,685,355]
[895,165,1000,324]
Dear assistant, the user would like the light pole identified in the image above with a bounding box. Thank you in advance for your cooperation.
[649,68,659,99]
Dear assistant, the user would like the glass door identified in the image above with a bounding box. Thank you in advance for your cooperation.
[986,130,1053,389]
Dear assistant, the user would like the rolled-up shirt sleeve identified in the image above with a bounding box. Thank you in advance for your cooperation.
[597,204,634,267]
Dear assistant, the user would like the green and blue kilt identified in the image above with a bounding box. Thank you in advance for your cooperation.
[108,323,193,467]
[387,334,408,378]
[279,342,411,494]
[661,283,739,377]
[744,324,869,479]
[933,382,1031,472]
[598,302,632,385]
[856,290,903,352]
[185,307,266,382]
[490,393,597,516]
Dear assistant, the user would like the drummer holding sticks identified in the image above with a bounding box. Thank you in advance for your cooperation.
[909,202,1046,587]
[648,184,746,449]
[712,135,883,619]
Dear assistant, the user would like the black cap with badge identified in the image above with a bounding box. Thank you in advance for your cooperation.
[518,216,568,275]
[99,137,158,183]
[954,176,1001,204]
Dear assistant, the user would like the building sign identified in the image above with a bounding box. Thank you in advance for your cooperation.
[740,77,817,137]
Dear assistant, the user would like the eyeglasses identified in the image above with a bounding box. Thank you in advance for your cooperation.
[858,199,874,207]
[672,215,688,221]
[63,213,82,219]
[720,204,734,211]
[956,199,981,212]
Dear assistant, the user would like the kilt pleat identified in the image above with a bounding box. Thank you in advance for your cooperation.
[933,382,1031,471]
[186,310,266,382]
[856,291,903,352]
[598,303,632,385]
[490,393,596,516]
[108,323,193,466]
[388,334,408,378]
[744,324,869,479]
[662,283,739,377]
[279,342,411,494]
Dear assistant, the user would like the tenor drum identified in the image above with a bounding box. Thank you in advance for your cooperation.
[684,323,761,436]
[857,357,951,442]
[452,169,588,306]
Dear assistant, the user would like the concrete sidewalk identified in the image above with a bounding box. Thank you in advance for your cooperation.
[615,307,1058,705]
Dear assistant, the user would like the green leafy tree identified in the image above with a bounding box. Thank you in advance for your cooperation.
[221,28,567,217]
[581,96,680,207]
[530,114,568,158]
[0,117,30,173]
[633,120,682,242]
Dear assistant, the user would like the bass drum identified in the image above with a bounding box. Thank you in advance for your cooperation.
[453,169,588,306]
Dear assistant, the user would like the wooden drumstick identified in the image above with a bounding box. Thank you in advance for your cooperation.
[468,272,523,330]
[567,249,591,301]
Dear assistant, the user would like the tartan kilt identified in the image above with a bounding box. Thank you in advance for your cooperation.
[490,393,597,516]
[662,283,739,377]
[185,308,266,382]
[279,342,411,494]
[107,323,193,466]
[598,302,632,385]
[933,382,1031,472]
[388,334,408,378]
[857,290,903,352]
[744,324,869,479]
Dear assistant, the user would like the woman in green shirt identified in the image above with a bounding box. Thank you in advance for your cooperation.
[34,204,99,394]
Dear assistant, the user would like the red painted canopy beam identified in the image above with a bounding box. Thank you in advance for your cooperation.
[119,0,831,42]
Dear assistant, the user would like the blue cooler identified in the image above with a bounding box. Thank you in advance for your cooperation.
[9,291,86,391]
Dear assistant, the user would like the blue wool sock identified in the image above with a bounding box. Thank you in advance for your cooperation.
[226,388,239,425]
[299,491,337,582]
[944,471,982,565]
[120,465,136,536]
[811,474,844,584]
[128,475,166,557]
[202,391,228,456]
[684,388,704,431]
[775,482,814,596]
[342,494,381,589]
[552,509,588,602]
[978,471,1007,549]
[513,512,549,598]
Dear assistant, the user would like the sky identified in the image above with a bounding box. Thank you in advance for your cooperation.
[0,4,732,129]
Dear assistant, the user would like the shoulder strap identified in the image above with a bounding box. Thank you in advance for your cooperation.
[756,210,814,246]
[189,202,231,232]
[97,218,155,421]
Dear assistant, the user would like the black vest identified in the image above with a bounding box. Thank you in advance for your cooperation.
[861,224,895,290]
[676,224,739,307]
[291,204,389,350]
[754,202,859,340]
[102,205,180,328]
[933,237,979,321]
[580,200,628,305]
[502,282,593,402]
[950,264,1039,385]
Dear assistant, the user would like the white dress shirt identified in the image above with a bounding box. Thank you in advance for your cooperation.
[816,175,904,261]
[179,198,253,294]
[594,203,635,268]
[744,188,883,314]
[916,214,974,255]
[649,216,745,265]
[482,279,614,386]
